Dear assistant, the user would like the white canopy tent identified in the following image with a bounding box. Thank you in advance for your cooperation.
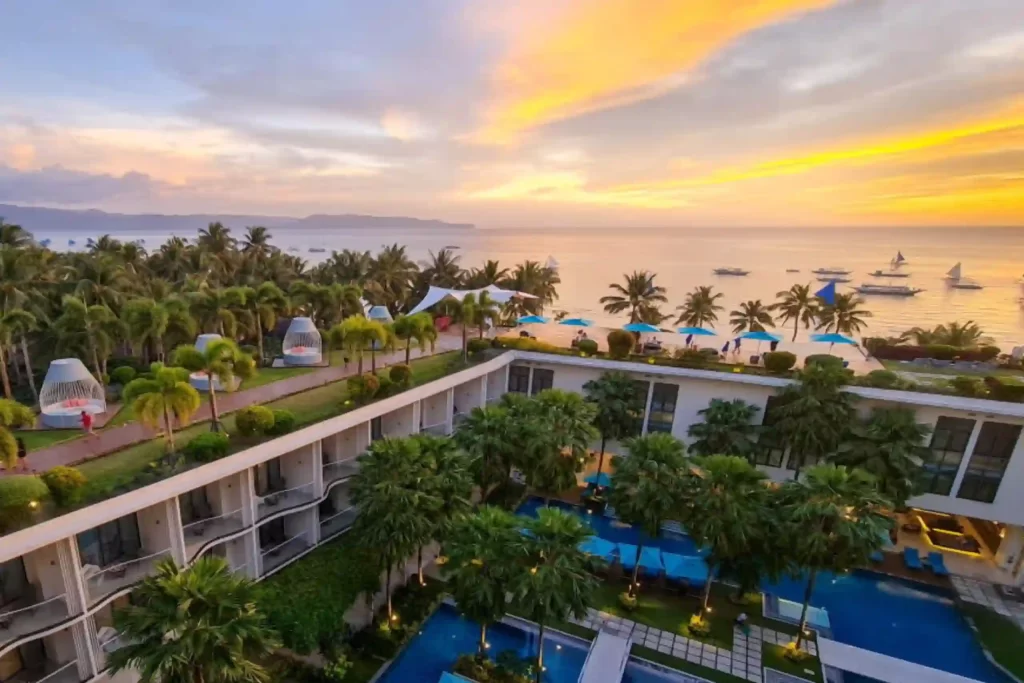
[407,284,537,316]
[39,358,106,428]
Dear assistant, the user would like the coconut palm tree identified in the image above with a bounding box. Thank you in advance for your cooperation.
[680,455,768,610]
[392,312,434,364]
[68,254,130,311]
[188,287,240,337]
[247,282,288,364]
[52,296,121,380]
[687,398,760,458]
[583,372,646,485]
[451,293,482,361]
[0,221,34,248]
[454,405,519,500]
[500,260,559,318]
[729,299,774,334]
[368,243,419,315]
[833,407,931,509]
[241,226,273,256]
[122,365,201,452]
[817,292,871,336]
[411,434,473,584]
[772,284,819,342]
[600,271,668,324]
[173,339,255,432]
[0,399,35,468]
[123,298,170,365]
[675,286,724,328]
[608,433,688,598]
[0,309,39,401]
[471,291,499,339]
[465,260,509,288]
[108,556,280,683]
[780,465,892,649]
[419,248,463,288]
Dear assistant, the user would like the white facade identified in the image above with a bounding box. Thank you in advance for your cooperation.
[2,350,1024,681]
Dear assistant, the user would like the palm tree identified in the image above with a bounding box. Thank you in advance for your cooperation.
[248,282,288,364]
[524,390,598,504]
[0,221,35,247]
[687,398,760,458]
[471,291,499,339]
[411,434,473,584]
[833,407,931,509]
[122,365,201,452]
[451,293,481,361]
[600,271,668,324]
[465,260,509,288]
[770,364,856,478]
[729,299,774,334]
[392,313,434,364]
[679,455,768,610]
[419,248,463,288]
[188,287,240,337]
[338,316,384,374]
[781,465,892,649]
[675,286,724,328]
[772,284,819,342]
[500,260,560,318]
[109,556,280,683]
[583,372,646,485]
[368,243,419,315]
[53,296,120,380]
[922,321,990,347]
[68,254,130,311]
[608,433,688,597]
[173,339,255,431]
[0,310,38,401]
[513,508,599,683]
[817,292,871,336]
[455,405,518,500]
[444,507,521,655]
[0,399,35,469]
[123,298,170,365]
[241,226,273,256]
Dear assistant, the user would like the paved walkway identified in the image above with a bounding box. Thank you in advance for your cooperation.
[18,337,463,473]
[952,575,1024,629]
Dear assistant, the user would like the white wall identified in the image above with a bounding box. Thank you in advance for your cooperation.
[135,506,171,554]
[453,378,483,413]
[420,393,448,428]
[279,445,315,489]
[381,404,416,437]
[23,544,66,600]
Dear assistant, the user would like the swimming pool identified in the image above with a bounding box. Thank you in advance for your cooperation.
[516,498,701,557]
[765,570,1010,683]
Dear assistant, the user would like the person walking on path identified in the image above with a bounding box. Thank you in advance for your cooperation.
[16,437,29,472]
[80,410,96,437]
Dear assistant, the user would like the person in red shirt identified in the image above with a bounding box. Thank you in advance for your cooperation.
[81,410,95,436]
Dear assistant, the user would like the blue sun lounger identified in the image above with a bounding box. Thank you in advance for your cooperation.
[638,546,664,576]
[928,552,949,576]
[869,551,884,563]
[903,547,923,570]
[618,543,640,571]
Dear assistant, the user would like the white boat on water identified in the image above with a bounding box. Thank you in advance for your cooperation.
[854,283,923,296]
[946,262,984,289]
[817,277,851,283]
[812,266,851,276]
[713,267,750,276]
[870,269,911,278]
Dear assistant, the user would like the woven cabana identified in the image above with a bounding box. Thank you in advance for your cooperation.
[188,333,239,391]
[39,358,106,428]
[283,317,322,366]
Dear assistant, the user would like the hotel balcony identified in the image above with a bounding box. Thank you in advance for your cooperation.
[260,532,311,575]
[256,481,315,521]
[0,593,70,650]
[319,505,358,542]
[182,508,246,561]
[322,457,360,488]
[82,549,172,605]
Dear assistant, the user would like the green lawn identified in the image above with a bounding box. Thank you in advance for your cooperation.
[18,429,83,451]
[240,366,316,390]
[961,604,1024,679]
[762,643,823,682]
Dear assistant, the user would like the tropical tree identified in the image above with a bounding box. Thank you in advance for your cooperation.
[393,312,436,364]
[675,286,724,328]
[0,310,38,401]
[367,243,419,315]
[471,291,499,339]
[409,434,473,584]
[338,316,387,374]
[524,390,598,504]
[53,296,121,380]
[600,271,668,324]
[729,299,774,334]
[419,248,463,288]
[0,399,35,469]
[109,556,280,683]
[769,364,857,478]
[465,260,509,288]
[241,226,273,259]
[454,405,520,500]
[500,260,560,318]
[123,298,170,365]
[687,398,760,458]
[247,282,288,364]
[772,284,819,342]
[817,292,871,336]
[173,339,255,432]
[0,221,34,247]
[582,372,645,483]
[904,321,991,348]
[512,508,599,683]
[607,433,687,597]
[780,465,892,649]
[123,365,201,452]
[679,455,768,610]
[68,254,130,310]
[188,287,242,337]
[833,407,930,509]
[443,507,522,655]
[451,293,483,361]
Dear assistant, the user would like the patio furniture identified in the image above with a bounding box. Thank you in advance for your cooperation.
[928,552,949,577]
[903,547,923,570]
[901,521,922,534]
[869,551,884,563]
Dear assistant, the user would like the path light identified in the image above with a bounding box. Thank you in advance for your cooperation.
[484,642,491,649]
[705,606,712,614]
[28,500,38,510]
[556,645,562,650]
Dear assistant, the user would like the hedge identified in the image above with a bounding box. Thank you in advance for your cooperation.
[466,338,491,355]
[265,409,297,436]
[0,476,48,533]
[347,374,380,404]
[40,466,87,507]
[236,405,275,437]
[763,351,797,374]
[870,342,1001,362]
[389,364,412,388]
[804,354,845,369]
[577,339,598,355]
[183,432,230,462]
[109,366,137,386]
[607,330,634,359]
[984,377,1024,403]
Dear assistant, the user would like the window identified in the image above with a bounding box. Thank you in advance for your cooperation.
[259,518,287,550]
[957,422,1021,503]
[0,558,28,609]
[647,383,678,434]
[78,515,142,568]
[254,459,284,496]
[629,380,650,437]
[923,417,976,495]
[754,396,786,468]
[179,488,213,525]
[370,416,384,441]
[530,369,554,395]
[508,365,530,394]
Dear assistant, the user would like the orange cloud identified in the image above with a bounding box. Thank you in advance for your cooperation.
[475,0,834,144]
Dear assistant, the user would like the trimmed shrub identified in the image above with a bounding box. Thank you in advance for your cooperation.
[862,369,901,389]
[492,336,566,354]
[978,345,1002,361]
[266,409,297,436]
[109,366,137,386]
[466,338,491,355]
[862,337,889,356]
[925,344,960,361]
[872,344,1000,363]
[0,476,48,532]
[347,373,380,404]
[950,376,987,398]
[673,348,708,367]
[389,363,412,388]
[40,466,87,507]
[763,351,797,374]
[618,592,638,611]
[984,377,1024,403]
[184,432,230,462]
[607,330,635,359]
[577,339,599,355]
[375,374,395,398]
[804,354,845,370]
[236,405,275,437]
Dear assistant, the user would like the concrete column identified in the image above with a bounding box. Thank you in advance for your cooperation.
[251,529,264,578]
[995,525,1024,574]
[241,468,258,527]
[72,621,98,679]
[526,366,534,395]
[411,401,422,434]
[950,420,986,498]
[312,439,324,499]
[164,499,187,567]
[57,538,88,616]
[641,381,655,436]
[444,388,455,435]
[478,376,487,408]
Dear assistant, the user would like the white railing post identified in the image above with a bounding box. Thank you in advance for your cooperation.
[57,537,88,617]
[312,439,324,499]
[165,498,187,567]
[445,388,455,434]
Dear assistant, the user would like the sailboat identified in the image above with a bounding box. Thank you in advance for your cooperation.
[890,251,908,268]
[946,262,984,290]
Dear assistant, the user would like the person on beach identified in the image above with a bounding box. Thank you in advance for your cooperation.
[81,410,95,437]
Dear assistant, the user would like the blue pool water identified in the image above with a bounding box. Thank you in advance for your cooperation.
[516,498,701,557]
[766,570,1010,683]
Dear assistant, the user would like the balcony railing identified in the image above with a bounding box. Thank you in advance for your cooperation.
[26,659,83,683]
[420,422,448,436]
[182,508,246,559]
[322,458,360,487]
[260,532,311,574]
[485,395,503,404]
[82,549,171,604]
[0,593,69,646]
[319,505,358,541]
[97,625,123,655]
[453,411,469,426]
[256,482,315,520]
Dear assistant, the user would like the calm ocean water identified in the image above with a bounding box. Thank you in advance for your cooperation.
[44,226,1024,349]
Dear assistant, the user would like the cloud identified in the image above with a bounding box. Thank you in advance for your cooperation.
[380,109,428,141]
[474,0,835,144]
[0,165,163,204]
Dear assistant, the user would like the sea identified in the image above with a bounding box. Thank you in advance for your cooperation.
[41,226,1024,350]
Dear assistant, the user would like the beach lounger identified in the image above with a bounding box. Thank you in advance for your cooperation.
[869,551,884,563]
[618,543,640,571]
[928,552,949,576]
[903,547,922,570]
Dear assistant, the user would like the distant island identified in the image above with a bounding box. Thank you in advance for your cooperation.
[0,203,474,234]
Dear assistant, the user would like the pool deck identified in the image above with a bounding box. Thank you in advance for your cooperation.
[817,637,986,683]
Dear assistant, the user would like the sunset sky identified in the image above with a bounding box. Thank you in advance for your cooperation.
[1,0,1023,227]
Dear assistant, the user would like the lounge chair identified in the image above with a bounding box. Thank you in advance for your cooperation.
[869,551,884,563]
[928,552,949,577]
[903,547,922,570]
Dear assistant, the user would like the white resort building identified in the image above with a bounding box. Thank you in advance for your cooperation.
[1,350,1023,683]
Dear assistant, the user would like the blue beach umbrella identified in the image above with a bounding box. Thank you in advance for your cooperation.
[737,330,782,343]
[584,472,612,487]
[677,326,716,336]
[517,315,549,324]
[622,322,661,333]
[810,332,857,346]
[559,317,594,327]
